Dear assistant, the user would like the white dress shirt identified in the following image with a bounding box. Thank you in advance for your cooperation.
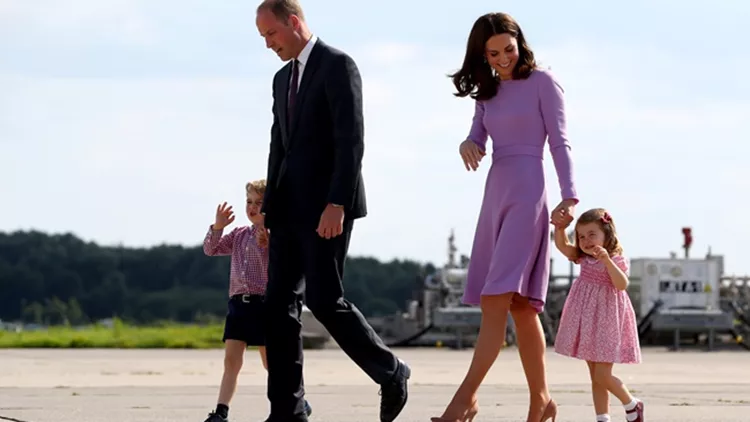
[290,34,318,92]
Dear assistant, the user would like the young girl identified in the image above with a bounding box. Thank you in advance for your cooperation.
[552,208,644,422]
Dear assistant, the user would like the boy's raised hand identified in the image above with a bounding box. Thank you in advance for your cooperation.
[213,202,235,230]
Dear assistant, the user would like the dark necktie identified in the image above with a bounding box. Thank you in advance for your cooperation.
[288,59,299,125]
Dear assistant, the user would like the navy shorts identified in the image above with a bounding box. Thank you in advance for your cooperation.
[222,294,266,346]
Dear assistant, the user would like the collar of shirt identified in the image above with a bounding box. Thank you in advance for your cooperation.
[293,34,317,82]
[297,34,317,67]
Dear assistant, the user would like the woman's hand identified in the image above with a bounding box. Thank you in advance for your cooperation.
[550,199,576,228]
[459,139,486,171]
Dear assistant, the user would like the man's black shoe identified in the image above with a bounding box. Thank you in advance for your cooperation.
[203,411,228,422]
[379,359,411,422]
[304,399,313,417]
[261,399,312,422]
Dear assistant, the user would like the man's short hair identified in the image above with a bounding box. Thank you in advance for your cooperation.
[257,0,305,22]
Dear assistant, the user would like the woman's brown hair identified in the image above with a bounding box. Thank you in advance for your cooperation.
[449,12,537,101]
[573,208,623,262]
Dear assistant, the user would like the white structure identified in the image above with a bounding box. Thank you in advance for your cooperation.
[629,258,721,317]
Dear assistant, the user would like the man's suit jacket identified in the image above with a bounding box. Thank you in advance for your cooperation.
[261,38,367,230]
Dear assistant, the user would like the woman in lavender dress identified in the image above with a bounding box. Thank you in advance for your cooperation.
[431,13,579,422]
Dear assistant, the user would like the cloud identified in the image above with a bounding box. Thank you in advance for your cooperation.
[0,0,156,46]
[0,73,273,249]
[336,38,750,269]
[1,26,748,274]
[359,42,419,66]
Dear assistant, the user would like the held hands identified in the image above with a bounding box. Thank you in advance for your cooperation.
[550,199,576,229]
[256,225,270,248]
[459,139,486,171]
[213,202,235,230]
[317,203,344,239]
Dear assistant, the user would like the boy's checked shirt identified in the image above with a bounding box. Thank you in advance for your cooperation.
[203,225,268,297]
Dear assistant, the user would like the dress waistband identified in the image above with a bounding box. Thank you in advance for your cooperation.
[492,145,544,160]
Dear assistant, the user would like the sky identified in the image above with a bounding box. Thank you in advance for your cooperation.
[1,0,749,277]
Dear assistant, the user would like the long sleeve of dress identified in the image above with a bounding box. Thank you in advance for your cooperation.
[467,100,489,150]
[538,71,578,201]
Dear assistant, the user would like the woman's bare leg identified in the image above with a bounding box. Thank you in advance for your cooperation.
[509,296,552,421]
[433,293,513,420]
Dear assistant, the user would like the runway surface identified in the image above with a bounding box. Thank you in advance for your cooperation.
[1,347,749,421]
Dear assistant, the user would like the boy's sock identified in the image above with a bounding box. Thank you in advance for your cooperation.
[215,403,229,418]
[596,414,610,421]
[624,398,640,421]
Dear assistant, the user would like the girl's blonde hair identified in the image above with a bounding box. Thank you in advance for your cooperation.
[573,208,623,261]
[245,179,266,198]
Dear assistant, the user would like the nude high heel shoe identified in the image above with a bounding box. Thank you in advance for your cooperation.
[538,398,557,422]
[430,400,479,422]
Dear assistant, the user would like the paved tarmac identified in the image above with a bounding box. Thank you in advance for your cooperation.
[1,347,749,421]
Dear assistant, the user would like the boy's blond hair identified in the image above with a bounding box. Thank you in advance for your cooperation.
[246,179,266,198]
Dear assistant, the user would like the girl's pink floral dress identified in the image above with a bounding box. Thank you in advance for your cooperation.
[554,254,641,363]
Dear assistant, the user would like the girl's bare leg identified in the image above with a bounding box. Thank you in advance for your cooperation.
[587,361,610,416]
[593,362,634,404]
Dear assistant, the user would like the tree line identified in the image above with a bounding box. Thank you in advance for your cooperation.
[0,230,436,325]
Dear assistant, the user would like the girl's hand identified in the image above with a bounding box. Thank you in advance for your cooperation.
[459,139,486,171]
[550,199,576,228]
[591,245,610,262]
[214,202,235,230]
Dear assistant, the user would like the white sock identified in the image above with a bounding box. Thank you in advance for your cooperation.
[624,398,640,421]
[596,414,610,421]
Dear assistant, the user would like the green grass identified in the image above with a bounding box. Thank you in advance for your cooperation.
[0,319,226,349]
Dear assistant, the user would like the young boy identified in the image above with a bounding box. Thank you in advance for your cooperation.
[201,179,312,422]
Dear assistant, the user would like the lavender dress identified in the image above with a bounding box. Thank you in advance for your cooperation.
[462,69,577,313]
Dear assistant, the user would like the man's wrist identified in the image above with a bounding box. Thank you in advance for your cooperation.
[330,203,343,208]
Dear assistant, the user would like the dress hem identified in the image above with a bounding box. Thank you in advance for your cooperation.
[554,348,641,364]
[463,289,545,313]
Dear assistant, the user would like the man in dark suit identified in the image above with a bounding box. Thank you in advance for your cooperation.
[255,1,411,421]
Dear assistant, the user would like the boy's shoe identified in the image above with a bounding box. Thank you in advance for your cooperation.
[203,411,228,422]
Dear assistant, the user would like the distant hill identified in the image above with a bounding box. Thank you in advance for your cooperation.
[0,230,436,325]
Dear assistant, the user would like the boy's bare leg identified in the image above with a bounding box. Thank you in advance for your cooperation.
[258,346,268,370]
[217,340,246,406]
